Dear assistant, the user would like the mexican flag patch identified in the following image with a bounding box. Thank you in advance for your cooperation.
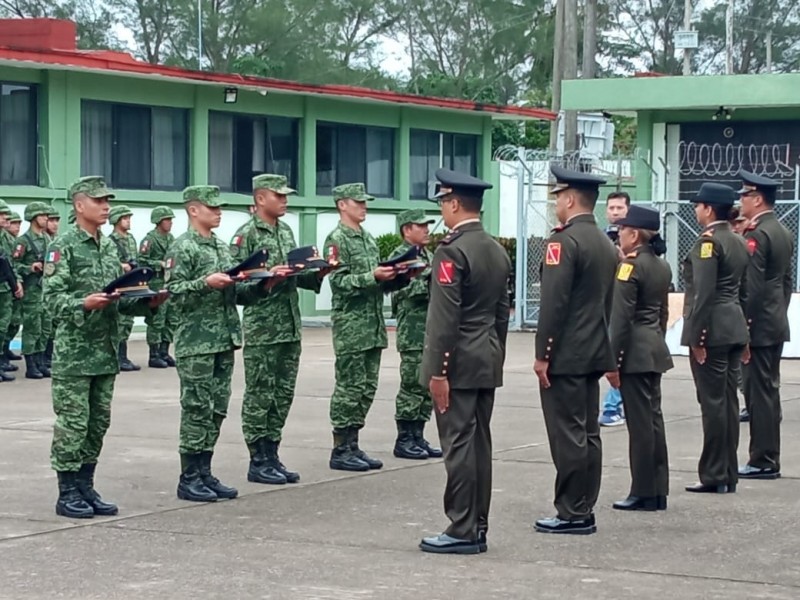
[232,235,243,246]
[165,258,175,269]
[47,250,60,263]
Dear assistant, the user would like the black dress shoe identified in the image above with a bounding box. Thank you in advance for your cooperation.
[656,496,667,510]
[738,464,781,480]
[534,516,596,535]
[419,534,481,554]
[739,408,750,422]
[612,496,658,511]
[477,529,488,553]
[685,482,727,494]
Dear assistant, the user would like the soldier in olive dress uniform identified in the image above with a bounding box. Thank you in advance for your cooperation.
[737,171,793,480]
[533,166,618,535]
[682,182,749,494]
[604,205,673,512]
[419,169,511,555]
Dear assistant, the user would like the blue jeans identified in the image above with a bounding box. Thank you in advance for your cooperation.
[602,388,622,415]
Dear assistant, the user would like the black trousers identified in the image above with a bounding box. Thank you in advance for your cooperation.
[540,374,602,520]
[435,387,495,541]
[620,372,669,498]
[743,344,783,471]
[690,344,744,486]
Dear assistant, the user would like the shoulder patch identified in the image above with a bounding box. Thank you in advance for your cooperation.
[326,244,339,263]
[545,242,561,265]
[747,237,757,255]
[47,249,60,263]
[12,244,24,258]
[140,239,150,253]
[439,230,463,245]
[617,263,634,281]
[437,260,455,284]
[700,242,714,259]
[231,234,244,247]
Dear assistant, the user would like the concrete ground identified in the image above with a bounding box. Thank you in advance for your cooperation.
[1,330,799,599]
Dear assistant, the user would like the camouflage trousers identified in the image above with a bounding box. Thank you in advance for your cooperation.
[6,297,21,341]
[242,342,301,445]
[21,286,46,355]
[50,374,116,472]
[145,286,175,345]
[395,351,432,422]
[118,316,135,344]
[176,350,234,454]
[0,290,11,353]
[330,348,382,430]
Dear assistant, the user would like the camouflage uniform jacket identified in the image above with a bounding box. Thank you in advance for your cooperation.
[13,228,48,289]
[0,228,15,293]
[390,241,432,352]
[110,231,138,266]
[230,216,321,347]
[166,227,267,359]
[44,225,153,377]
[139,229,174,279]
[323,222,408,354]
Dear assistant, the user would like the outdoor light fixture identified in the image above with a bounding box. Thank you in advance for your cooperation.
[224,87,238,104]
[712,106,732,121]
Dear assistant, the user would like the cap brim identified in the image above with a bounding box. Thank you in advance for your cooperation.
[117,288,160,299]
[277,186,297,195]
[549,183,570,194]
[87,188,115,199]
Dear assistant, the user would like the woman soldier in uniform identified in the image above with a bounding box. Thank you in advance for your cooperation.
[605,205,674,511]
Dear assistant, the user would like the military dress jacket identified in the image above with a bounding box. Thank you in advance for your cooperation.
[230,216,321,347]
[609,245,674,374]
[390,241,433,353]
[165,227,267,359]
[324,222,408,355]
[536,213,618,375]
[742,211,793,347]
[44,225,153,377]
[420,221,511,390]
[680,221,749,348]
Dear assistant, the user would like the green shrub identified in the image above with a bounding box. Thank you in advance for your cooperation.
[376,233,403,260]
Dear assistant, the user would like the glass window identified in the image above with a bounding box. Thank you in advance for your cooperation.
[0,83,37,185]
[208,111,299,194]
[81,101,188,190]
[409,130,478,199]
[315,122,394,197]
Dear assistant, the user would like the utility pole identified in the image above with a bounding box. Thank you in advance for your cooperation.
[766,30,773,73]
[563,0,579,152]
[549,0,564,152]
[725,0,734,74]
[582,0,598,79]
[683,0,692,75]
[197,0,203,70]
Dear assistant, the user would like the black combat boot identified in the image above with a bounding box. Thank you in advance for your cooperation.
[393,421,429,460]
[198,451,238,499]
[160,342,176,367]
[4,341,21,361]
[413,421,443,458]
[177,454,218,502]
[350,427,383,470]
[148,344,168,368]
[1,344,18,372]
[268,440,300,483]
[76,463,119,516]
[329,429,369,472]
[24,354,43,379]
[43,339,53,369]
[247,439,287,484]
[0,362,14,381]
[37,352,51,378]
[118,341,140,372]
[55,471,94,518]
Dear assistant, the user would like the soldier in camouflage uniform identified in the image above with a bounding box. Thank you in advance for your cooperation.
[139,206,177,368]
[166,185,272,503]
[45,176,165,519]
[231,174,326,484]
[0,201,23,381]
[3,210,22,366]
[323,183,412,472]
[40,207,62,370]
[389,209,443,460]
[109,206,141,372]
[14,201,52,379]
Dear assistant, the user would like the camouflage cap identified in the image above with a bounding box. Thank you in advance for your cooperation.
[47,206,61,218]
[333,182,374,203]
[69,175,115,199]
[8,211,21,222]
[252,174,296,195]
[109,205,134,225]
[150,206,175,225]
[183,185,224,207]
[0,198,9,214]
[397,209,435,228]
[25,201,52,221]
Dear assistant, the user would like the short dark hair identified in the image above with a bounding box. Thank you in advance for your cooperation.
[454,194,482,213]
[711,204,732,222]
[760,188,777,207]
[575,187,600,209]
[607,191,631,206]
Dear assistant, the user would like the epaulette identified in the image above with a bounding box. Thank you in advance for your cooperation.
[701,229,715,237]
[625,251,638,259]
[551,222,574,234]
[439,230,463,245]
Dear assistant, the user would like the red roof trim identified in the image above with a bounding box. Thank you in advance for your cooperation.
[0,45,556,121]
